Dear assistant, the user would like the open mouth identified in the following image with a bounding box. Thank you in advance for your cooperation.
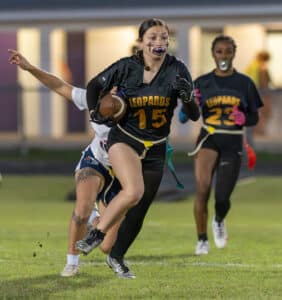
[152,47,167,55]
[219,60,229,71]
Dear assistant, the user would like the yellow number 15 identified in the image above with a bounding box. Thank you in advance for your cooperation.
[134,108,167,129]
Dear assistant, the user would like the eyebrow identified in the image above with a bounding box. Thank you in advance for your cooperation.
[215,46,233,50]
[148,32,168,36]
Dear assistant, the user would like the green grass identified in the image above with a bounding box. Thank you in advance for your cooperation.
[2,148,282,163]
[0,175,282,299]
[0,148,82,162]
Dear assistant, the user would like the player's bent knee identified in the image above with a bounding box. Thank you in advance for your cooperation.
[71,211,90,225]
[123,187,144,206]
[74,202,93,217]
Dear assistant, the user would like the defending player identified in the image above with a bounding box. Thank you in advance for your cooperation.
[8,49,122,277]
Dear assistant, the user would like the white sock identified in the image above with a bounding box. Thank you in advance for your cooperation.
[67,254,79,266]
[88,207,100,225]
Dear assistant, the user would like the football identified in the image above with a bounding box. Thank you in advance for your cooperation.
[98,92,127,122]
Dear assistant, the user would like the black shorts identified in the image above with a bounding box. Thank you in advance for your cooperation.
[197,128,243,157]
[107,125,166,172]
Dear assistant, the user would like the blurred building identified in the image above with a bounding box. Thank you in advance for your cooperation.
[1,0,282,150]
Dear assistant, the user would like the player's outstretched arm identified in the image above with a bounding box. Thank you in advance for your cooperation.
[8,49,73,100]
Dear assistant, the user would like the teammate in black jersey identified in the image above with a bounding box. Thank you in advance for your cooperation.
[76,18,200,277]
[179,35,263,255]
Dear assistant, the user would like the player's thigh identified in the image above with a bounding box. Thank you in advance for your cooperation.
[194,148,218,182]
[215,152,242,197]
[75,167,103,212]
[108,143,143,193]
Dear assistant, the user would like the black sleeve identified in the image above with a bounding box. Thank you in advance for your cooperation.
[247,79,264,112]
[245,111,259,126]
[242,78,263,127]
[86,59,123,111]
[178,62,200,121]
[86,77,103,111]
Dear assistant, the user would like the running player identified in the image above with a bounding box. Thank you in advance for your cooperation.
[76,18,200,277]
[8,49,122,277]
[179,35,263,255]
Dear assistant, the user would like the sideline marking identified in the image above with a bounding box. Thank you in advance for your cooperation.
[81,260,282,269]
[237,176,256,186]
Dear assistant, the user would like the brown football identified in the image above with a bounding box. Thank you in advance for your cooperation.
[98,92,127,122]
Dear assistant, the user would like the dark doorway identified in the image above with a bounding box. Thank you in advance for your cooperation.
[66,32,86,133]
[0,32,18,132]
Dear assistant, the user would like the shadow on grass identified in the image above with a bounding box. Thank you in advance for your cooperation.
[84,253,195,266]
[0,272,111,299]
[128,253,194,262]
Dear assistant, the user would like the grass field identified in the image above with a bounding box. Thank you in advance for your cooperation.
[0,175,282,299]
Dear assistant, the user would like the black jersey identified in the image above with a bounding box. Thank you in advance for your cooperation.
[195,70,263,130]
[89,54,192,140]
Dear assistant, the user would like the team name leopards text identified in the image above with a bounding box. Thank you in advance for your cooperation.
[128,96,171,108]
[206,95,240,108]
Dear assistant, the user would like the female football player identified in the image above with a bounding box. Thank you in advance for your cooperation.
[179,35,263,255]
[77,18,200,278]
[8,49,122,277]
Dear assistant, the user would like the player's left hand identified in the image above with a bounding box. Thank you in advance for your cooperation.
[232,106,246,125]
[175,75,193,103]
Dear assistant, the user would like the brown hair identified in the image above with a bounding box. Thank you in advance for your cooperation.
[137,18,169,42]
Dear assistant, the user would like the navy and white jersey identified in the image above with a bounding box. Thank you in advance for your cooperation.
[75,146,120,205]
[87,54,193,140]
[195,70,263,130]
[71,87,110,166]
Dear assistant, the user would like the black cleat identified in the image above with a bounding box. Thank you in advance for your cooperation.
[106,255,136,279]
[75,228,105,255]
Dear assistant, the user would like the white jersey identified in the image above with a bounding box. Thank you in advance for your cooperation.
[71,87,111,166]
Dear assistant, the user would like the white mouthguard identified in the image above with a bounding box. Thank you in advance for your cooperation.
[219,60,229,71]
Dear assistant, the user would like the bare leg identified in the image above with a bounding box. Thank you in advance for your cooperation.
[98,202,123,254]
[68,168,103,254]
[194,148,218,237]
[96,143,144,233]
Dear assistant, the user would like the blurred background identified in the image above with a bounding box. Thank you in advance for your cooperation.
[0,0,282,175]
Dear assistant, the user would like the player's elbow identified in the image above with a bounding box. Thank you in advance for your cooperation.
[185,108,200,122]
[86,77,102,111]
[182,101,200,122]
[245,111,259,126]
[189,110,200,121]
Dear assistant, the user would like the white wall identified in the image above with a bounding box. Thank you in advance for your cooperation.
[17,28,40,137]
[50,29,67,138]
[267,33,282,87]
[225,24,266,73]
[85,26,137,80]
